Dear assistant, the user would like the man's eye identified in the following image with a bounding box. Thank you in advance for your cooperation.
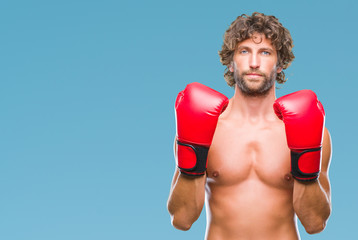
[262,51,271,55]
[240,50,248,54]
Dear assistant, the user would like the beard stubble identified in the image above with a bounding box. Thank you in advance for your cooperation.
[234,64,277,97]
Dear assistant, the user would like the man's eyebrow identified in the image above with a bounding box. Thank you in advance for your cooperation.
[236,45,275,52]
[259,47,275,52]
[236,45,249,50]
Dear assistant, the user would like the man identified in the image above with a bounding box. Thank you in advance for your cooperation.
[167,12,332,240]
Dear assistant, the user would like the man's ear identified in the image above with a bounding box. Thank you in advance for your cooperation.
[229,62,234,72]
[276,66,283,73]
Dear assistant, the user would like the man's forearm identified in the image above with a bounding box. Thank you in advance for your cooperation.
[167,171,206,230]
[293,178,331,234]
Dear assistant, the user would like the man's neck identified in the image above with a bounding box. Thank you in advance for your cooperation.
[227,84,278,122]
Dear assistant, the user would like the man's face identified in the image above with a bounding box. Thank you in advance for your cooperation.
[230,33,282,97]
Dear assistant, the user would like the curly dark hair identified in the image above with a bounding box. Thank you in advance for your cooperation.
[219,12,295,87]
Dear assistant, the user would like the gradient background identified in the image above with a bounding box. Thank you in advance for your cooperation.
[1,0,356,239]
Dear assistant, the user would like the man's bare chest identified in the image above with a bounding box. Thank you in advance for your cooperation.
[206,119,292,188]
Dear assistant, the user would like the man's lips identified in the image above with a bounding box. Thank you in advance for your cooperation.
[245,73,263,78]
[246,73,262,76]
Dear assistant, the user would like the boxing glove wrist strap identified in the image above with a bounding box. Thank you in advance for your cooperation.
[177,140,208,176]
[291,147,322,182]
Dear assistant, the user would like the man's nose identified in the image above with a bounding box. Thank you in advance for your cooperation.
[249,54,260,69]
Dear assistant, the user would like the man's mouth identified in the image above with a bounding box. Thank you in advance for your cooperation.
[245,73,263,78]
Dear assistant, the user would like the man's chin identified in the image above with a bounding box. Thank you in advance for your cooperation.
[236,82,273,97]
[244,81,262,89]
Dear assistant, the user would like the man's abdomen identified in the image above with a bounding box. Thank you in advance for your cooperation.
[205,180,299,240]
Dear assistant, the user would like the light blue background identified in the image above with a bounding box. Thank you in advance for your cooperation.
[1,0,356,239]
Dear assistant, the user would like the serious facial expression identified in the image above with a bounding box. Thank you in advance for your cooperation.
[230,33,282,97]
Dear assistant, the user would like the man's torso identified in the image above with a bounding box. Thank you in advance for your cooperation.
[205,107,299,240]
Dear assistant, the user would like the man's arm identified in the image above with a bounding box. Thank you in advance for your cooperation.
[167,82,228,230]
[167,139,206,231]
[292,127,332,234]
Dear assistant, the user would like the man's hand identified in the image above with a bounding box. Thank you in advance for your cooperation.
[273,90,325,182]
[175,82,228,176]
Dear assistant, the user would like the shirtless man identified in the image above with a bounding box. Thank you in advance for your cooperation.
[167,12,332,239]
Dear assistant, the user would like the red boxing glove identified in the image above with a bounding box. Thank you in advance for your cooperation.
[175,82,228,176]
[273,90,325,182]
